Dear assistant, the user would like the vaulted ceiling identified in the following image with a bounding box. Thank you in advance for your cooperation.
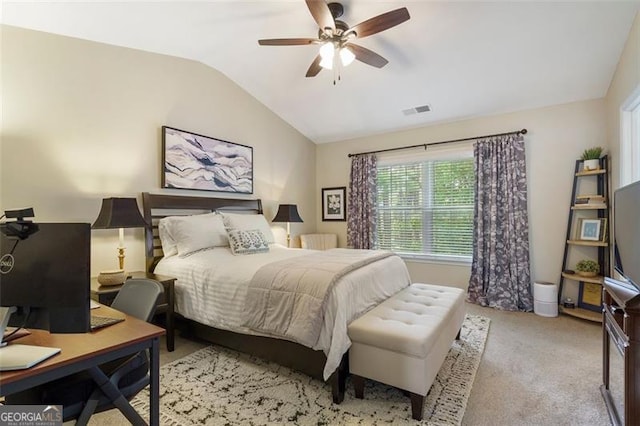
[2,1,639,143]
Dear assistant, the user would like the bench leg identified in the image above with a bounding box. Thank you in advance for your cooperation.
[456,327,461,340]
[352,375,365,399]
[410,392,425,420]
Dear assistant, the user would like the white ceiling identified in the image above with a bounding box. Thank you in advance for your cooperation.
[2,1,639,144]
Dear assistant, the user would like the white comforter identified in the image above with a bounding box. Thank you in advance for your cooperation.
[155,244,411,379]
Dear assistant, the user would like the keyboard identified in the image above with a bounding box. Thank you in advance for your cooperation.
[90,315,124,331]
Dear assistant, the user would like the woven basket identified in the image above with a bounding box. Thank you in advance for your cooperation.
[97,270,126,286]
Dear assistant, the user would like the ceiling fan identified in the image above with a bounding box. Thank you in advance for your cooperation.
[258,1,410,78]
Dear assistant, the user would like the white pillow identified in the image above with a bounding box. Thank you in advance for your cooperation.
[158,217,179,257]
[220,213,275,244]
[159,212,228,257]
[227,229,270,255]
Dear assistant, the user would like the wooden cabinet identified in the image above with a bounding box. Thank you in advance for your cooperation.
[601,278,640,425]
[558,156,610,322]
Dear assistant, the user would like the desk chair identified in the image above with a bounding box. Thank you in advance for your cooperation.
[6,278,163,425]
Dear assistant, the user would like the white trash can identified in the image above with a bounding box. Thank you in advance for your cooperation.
[533,281,558,317]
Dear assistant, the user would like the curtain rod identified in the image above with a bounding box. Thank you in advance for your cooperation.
[347,128,528,158]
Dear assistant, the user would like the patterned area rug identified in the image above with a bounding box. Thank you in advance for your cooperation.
[132,314,490,425]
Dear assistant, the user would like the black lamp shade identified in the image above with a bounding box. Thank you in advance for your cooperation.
[272,204,303,223]
[92,198,147,229]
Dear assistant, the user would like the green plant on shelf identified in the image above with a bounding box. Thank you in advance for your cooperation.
[581,147,603,160]
[575,259,599,273]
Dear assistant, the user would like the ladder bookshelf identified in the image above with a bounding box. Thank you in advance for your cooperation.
[558,155,610,322]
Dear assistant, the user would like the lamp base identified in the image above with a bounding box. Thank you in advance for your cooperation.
[118,247,125,270]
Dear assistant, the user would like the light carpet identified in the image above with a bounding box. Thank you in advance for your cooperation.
[132,314,490,425]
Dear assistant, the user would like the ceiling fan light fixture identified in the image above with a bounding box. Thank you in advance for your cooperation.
[319,55,334,70]
[319,42,336,69]
[340,47,355,66]
[319,42,335,60]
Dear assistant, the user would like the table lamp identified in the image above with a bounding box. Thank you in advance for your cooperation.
[272,204,303,248]
[92,197,146,272]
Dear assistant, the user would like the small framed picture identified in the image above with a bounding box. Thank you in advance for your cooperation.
[322,187,346,221]
[579,282,603,311]
[577,218,607,242]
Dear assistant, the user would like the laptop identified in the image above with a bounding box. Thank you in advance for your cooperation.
[0,306,16,347]
[0,344,61,371]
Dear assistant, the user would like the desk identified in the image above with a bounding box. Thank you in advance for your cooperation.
[0,305,165,425]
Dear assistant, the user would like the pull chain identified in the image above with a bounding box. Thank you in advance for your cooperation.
[333,51,342,85]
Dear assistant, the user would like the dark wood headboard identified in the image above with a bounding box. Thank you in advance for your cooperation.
[141,192,263,272]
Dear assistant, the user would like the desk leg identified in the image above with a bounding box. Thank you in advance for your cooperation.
[150,337,160,426]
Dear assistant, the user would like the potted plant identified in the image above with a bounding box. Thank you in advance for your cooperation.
[575,259,600,277]
[581,147,603,171]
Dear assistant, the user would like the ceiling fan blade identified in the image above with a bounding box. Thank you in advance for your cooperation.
[258,38,318,46]
[305,55,323,77]
[347,8,410,39]
[348,43,389,68]
[305,0,335,32]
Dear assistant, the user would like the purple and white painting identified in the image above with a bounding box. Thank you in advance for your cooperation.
[162,126,253,194]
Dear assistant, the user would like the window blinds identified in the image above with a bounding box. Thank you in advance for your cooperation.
[376,152,474,261]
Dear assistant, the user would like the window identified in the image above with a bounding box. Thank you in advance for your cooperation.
[621,85,640,185]
[376,146,474,262]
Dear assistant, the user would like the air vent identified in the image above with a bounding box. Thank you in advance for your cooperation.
[402,104,431,116]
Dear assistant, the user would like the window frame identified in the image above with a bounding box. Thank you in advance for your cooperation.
[621,84,640,185]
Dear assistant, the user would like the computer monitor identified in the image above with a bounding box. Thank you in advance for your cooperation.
[613,180,640,290]
[0,222,91,338]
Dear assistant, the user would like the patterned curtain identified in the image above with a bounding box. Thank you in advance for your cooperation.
[467,134,533,311]
[347,154,377,249]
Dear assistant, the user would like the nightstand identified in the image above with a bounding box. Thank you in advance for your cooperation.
[91,271,176,352]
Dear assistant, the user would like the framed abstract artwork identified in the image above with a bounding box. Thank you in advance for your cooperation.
[162,126,253,194]
[322,187,346,221]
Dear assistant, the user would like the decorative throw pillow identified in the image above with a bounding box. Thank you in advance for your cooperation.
[227,229,270,255]
[220,213,275,244]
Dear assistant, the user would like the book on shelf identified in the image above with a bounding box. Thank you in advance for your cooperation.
[574,195,607,208]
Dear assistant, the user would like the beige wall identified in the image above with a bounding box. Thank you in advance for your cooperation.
[0,25,316,275]
[317,100,608,289]
[606,12,639,190]
[4,16,635,290]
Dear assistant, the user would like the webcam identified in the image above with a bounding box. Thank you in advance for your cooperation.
[4,208,34,221]
[0,208,39,240]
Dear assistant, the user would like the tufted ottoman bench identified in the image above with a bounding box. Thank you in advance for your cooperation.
[347,283,466,420]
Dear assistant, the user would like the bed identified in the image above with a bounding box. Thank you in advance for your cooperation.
[141,192,410,403]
